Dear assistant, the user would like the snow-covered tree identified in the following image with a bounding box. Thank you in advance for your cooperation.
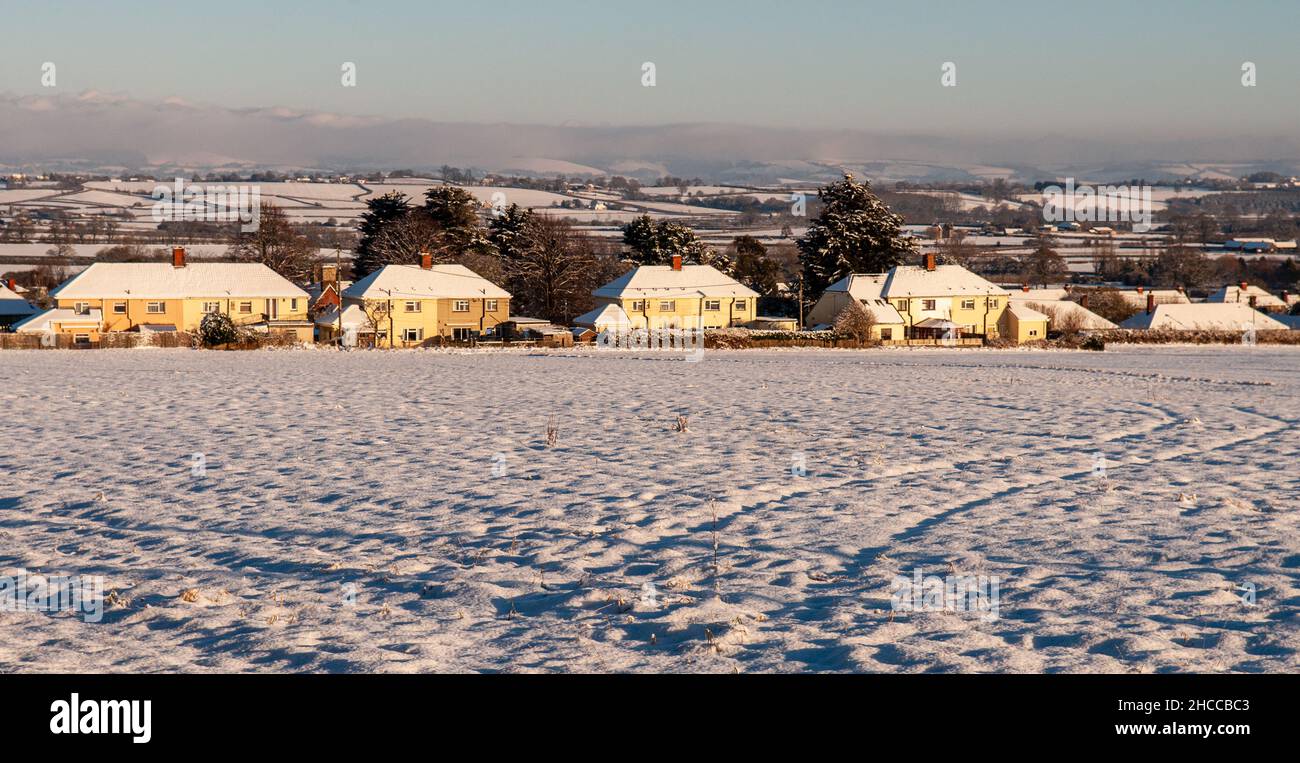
[198,312,239,347]
[353,191,412,277]
[797,173,918,295]
[833,300,877,344]
[621,215,721,267]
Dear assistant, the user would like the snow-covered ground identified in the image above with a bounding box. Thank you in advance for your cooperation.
[1,346,1296,673]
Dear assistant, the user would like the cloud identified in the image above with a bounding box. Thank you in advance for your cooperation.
[1,91,1298,183]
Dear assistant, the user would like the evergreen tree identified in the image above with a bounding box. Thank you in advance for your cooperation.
[729,235,780,296]
[797,173,918,294]
[354,191,411,277]
[621,215,718,267]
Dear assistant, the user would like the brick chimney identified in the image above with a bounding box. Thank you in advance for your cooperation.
[924,253,937,272]
[1146,293,1155,315]
[1079,293,1090,309]
[420,251,432,270]
[1249,295,1257,308]
[1136,285,1143,294]
[5,278,15,292]
[1239,280,1249,293]
[1021,284,1029,292]
[1283,290,1290,303]
[671,254,682,271]
[172,246,186,268]
[1176,285,1185,294]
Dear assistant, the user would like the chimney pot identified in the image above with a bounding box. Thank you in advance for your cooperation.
[1146,293,1155,314]
[1136,285,1143,294]
[420,251,432,270]
[1021,284,1029,292]
[924,253,936,271]
[172,246,186,268]
[1239,281,1249,292]
[5,278,14,292]
[671,254,682,271]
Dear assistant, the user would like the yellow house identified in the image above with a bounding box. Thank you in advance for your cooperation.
[321,255,510,347]
[18,248,312,343]
[591,256,759,330]
[805,273,907,342]
[998,302,1050,343]
[809,255,1028,342]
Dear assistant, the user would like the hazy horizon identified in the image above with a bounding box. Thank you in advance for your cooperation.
[3,0,1299,179]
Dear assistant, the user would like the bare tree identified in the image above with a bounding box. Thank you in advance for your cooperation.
[833,300,877,344]
[359,298,391,348]
[229,202,316,283]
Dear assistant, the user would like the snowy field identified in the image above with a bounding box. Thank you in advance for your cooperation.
[0,346,1297,673]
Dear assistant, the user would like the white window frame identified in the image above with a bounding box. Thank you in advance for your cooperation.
[453,300,470,312]
[238,301,253,314]
[922,299,936,311]
[658,300,675,311]
[146,301,166,314]
[629,300,645,311]
[451,327,474,341]
[404,301,422,313]
[111,302,126,315]
[734,299,747,311]
[704,299,721,311]
[202,301,220,314]
[402,327,423,342]
[485,299,499,312]
[961,299,976,310]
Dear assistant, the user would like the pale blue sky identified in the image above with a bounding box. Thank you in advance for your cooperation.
[2,0,1296,138]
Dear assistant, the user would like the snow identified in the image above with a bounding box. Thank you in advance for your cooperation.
[345,264,510,300]
[0,346,1296,673]
[52,263,309,300]
[593,264,758,299]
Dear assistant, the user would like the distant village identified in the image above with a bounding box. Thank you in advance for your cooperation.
[2,172,1298,350]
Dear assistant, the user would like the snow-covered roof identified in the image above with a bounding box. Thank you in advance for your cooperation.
[344,264,509,300]
[1113,289,1189,309]
[593,264,759,299]
[573,303,632,329]
[1206,284,1287,309]
[0,283,37,317]
[1019,299,1117,330]
[314,304,370,329]
[50,263,309,300]
[1121,303,1288,331]
[13,308,102,332]
[1010,287,1069,302]
[880,264,1010,298]
[1005,303,1050,322]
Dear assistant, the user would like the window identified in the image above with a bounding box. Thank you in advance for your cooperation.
[73,333,90,345]
[897,300,908,310]
[880,328,892,340]
[451,327,474,341]
[922,299,936,311]
[704,299,721,311]
[238,302,253,314]
[290,299,298,311]
[989,299,999,308]
[404,301,422,313]
[73,302,90,315]
[734,300,747,311]
[629,300,645,311]
[659,300,675,311]
[146,302,166,314]
[112,302,127,314]
[402,328,423,342]
[202,302,219,314]
[453,300,470,312]
[961,299,976,310]
[1029,329,1038,337]
[485,299,499,312]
